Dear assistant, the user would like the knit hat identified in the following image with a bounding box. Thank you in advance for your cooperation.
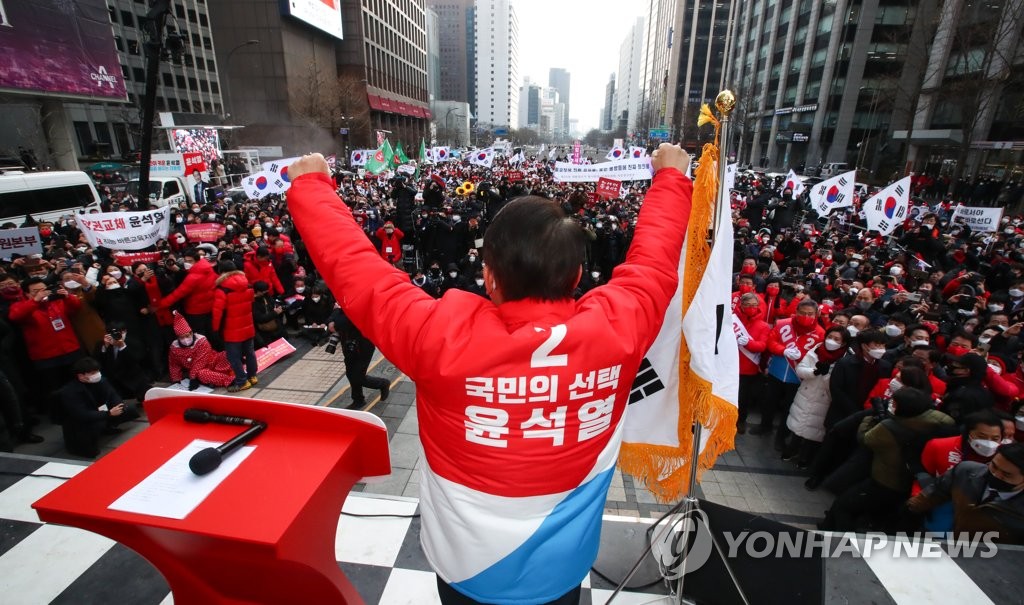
[172,312,193,338]
[252,225,262,237]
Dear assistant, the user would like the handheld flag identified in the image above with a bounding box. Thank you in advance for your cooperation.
[784,169,806,196]
[619,104,739,503]
[810,171,856,217]
[606,145,626,161]
[469,148,495,168]
[394,142,410,166]
[365,140,395,175]
[863,176,912,235]
[419,139,429,163]
[431,146,451,162]
[629,146,648,159]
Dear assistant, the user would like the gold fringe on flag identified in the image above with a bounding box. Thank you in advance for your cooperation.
[618,104,738,503]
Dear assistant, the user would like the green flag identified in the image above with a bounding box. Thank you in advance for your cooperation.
[365,140,394,175]
[419,138,428,162]
[394,142,410,165]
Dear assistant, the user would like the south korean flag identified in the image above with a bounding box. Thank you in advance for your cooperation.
[810,170,856,217]
[261,157,301,192]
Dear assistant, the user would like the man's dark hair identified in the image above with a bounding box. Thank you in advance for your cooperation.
[72,357,101,375]
[255,246,271,259]
[892,387,933,417]
[951,327,978,346]
[963,410,1003,435]
[182,247,200,261]
[857,329,888,346]
[482,196,585,301]
[21,276,46,293]
[997,442,1024,472]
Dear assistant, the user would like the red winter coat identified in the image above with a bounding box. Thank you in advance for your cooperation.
[160,257,216,315]
[736,307,770,376]
[243,251,284,295]
[267,233,295,265]
[9,295,83,362]
[212,271,255,343]
[142,276,173,327]
[375,226,405,263]
[288,168,691,600]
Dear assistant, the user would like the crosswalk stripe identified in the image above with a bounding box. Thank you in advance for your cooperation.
[0,524,114,604]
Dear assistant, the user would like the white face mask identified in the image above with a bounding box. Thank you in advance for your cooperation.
[295,286,305,293]
[83,372,102,384]
[109,270,122,280]
[179,336,194,347]
[847,326,860,337]
[890,266,903,276]
[475,278,485,287]
[910,339,930,347]
[240,238,248,244]
[989,304,1004,312]
[884,324,903,337]
[849,261,859,268]
[183,262,193,270]
[979,336,992,345]
[63,280,81,290]
[105,283,121,290]
[1010,289,1024,298]
[970,438,1000,458]
[469,255,477,262]
[824,339,843,351]
[449,271,458,279]
[311,296,321,303]
[591,271,601,280]
[867,347,886,360]
[1017,416,1024,431]
[889,377,904,392]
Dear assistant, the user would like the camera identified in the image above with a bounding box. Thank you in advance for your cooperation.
[325,333,341,355]
[110,328,123,341]
[869,396,890,419]
[905,292,922,303]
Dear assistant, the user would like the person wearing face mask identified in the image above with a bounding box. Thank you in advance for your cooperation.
[916,411,1005,532]
[826,330,893,429]
[57,357,139,458]
[375,221,406,266]
[243,246,285,296]
[212,263,258,392]
[851,288,885,327]
[157,249,217,339]
[755,300,824,450]
[467,271,489,299]
[459,248,483,278]
[900,212,944,265]
[411,270,440,299]
[300,286,335,344]
[731,274,764,315]
[884,322,932,365]
[940,352,995,423]
[736,293,770,434]
[821,387,953,532]
[785,326,850,467]
[93,321,153,402]
[908,442,1024,544]
[761,280,783,324]
[440,263,465,296]
[167,313,234,390]
[881,314,910,349]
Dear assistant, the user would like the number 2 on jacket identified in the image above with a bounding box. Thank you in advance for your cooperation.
[531,324,568,368]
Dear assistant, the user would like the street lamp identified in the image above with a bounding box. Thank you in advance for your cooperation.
[222,39,259,120]
[444,107,460,147]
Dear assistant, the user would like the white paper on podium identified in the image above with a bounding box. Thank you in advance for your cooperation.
[108,439,255,519]
[164,380,214,394]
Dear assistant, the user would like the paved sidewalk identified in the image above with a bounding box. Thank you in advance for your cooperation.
[14,341,832,529]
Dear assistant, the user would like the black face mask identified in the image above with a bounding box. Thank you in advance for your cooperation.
[987,471,1021,493]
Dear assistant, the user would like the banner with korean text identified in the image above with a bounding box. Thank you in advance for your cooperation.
[0,227,43,258]
[595,177,623,199]
[185,223,227,242]
[112,251,163,267]
[952,205,1004,233]
[256,338,297,373]
[78,208,171,250]
[552,158,654,183]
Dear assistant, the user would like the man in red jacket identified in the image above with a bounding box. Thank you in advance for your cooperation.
[375,221,405,265]
[286,145,692,605]
[158,249,217,338]
[243,247,284,296]
[212,263,258,392]
[735,292,770,434]
[9,277,85,416]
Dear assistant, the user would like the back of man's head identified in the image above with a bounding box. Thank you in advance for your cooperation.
[483,196,584,302]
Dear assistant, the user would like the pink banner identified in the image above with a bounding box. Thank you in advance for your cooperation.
[256,338,297,373]
[185,223,226,242]
[113,252,162,267]
[572,141,581,165]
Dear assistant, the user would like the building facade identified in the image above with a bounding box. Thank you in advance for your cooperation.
[517,79,542,130]
[727,0,1023,178]
[601,74,617,132]
[474,0,519,131]
[426,0,475,111]
[616,17,645,136]
[548,67,571,133]
[426,7,442,102]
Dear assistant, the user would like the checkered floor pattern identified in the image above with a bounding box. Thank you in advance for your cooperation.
[0,454,1019,604]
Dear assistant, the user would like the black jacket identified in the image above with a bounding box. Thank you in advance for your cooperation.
[827,353,892,428]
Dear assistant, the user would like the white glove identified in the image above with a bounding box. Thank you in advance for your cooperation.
[784,347,802,360]
[737,335,750,346]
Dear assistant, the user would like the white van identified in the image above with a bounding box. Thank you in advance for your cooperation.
[0,171,104,225]
[820,162,849,178]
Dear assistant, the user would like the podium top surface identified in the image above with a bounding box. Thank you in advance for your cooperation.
[32,390,391,545]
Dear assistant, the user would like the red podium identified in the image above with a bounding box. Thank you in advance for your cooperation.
[33,388,391,605]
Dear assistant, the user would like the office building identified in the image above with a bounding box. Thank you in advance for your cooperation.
[601,74,616,132]
[517,79,542,130]
[616,17,645,136]
[426,7,441,102]
[426,0,475,110]
[474,0,519,130]
[548,67,571,132]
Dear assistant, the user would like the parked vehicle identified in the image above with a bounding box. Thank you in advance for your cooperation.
[0,171,103,225]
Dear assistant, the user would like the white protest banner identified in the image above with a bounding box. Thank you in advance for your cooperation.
[552,158,654,183]
[148,153,187,177]
[952,205,1004,233]
[863,176,911,235]
[0,227,42,258]
[78,208,171,250]
[810,171,856,217]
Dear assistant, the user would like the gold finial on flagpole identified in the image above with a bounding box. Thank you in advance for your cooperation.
[715,90,736,119]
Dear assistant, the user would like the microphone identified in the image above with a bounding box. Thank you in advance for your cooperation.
[189,422,267,476]
[184,408,256,426]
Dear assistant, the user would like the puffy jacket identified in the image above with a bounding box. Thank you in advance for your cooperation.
[212,271,255,343]
[787,346,832,442]
[375,226,405,263]
[267,233,294,265]
[859,409,954,492]
[736,307,770,376]
[765,318,824,384]
[243,251,284,295]
[9,295,83,361]
[288,168,692,604]
[159,257,216,314]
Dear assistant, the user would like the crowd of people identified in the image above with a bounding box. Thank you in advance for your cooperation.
[2,145,1023,543]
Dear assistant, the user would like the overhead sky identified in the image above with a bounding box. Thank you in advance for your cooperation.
[513,0,647,134]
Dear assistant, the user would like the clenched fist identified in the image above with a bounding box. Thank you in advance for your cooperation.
[288,153,330,181]
[651,143,691,178]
